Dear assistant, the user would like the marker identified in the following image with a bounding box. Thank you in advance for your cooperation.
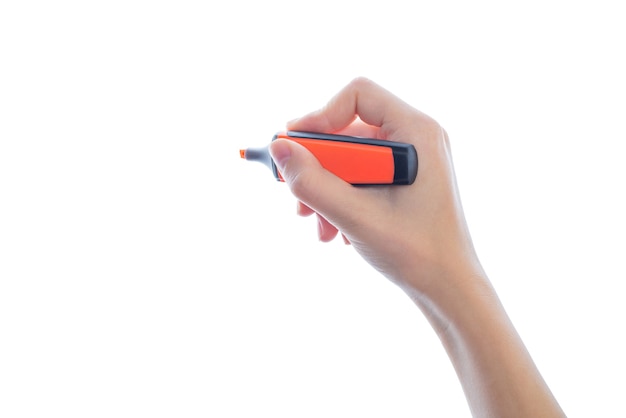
[240,131,418,185]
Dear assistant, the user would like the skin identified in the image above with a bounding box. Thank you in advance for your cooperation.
[268,77,565,417]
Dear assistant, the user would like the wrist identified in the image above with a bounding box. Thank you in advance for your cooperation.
[400,255,493,335]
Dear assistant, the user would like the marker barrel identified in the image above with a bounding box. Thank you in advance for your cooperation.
[241,131,418,186]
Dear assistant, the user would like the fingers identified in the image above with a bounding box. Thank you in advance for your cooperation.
[333,119,381,139]
[341,233,351,245]
[296,201,315,217]
[317,214,339,242]
[287,77,412,139]
[275,77,427,246]
[298,201,349,244]
[269,138,367,231]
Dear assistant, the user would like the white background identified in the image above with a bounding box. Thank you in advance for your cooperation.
[1,1,625,417]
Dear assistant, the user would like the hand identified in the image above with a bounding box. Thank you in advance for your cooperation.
[269,78,565,416]
[269,77,480,297]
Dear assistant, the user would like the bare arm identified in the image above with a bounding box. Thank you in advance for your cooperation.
[269,77,565,417]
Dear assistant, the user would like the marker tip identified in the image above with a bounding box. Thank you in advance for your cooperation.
[239,149,246,159]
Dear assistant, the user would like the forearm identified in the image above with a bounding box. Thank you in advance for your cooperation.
[405,264,565,418]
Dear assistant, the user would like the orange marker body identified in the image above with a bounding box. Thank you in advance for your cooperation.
[273,132,395,184]
[241,131,418,186]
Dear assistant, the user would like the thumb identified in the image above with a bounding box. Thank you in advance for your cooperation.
[269,138,364,230]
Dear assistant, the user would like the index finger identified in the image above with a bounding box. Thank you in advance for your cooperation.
[286,77,414,139]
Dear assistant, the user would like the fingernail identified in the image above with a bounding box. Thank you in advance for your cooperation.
[269,140,291,170]
[296,201,307,216]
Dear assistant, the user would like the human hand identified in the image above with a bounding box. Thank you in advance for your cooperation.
[269,78,566,417]
[269,78,482,298]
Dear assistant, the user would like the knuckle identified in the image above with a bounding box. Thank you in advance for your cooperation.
[350,76,374,89]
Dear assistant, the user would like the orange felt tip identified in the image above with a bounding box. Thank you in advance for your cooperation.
[239,149,246,159]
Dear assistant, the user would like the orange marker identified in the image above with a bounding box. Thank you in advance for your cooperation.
[240,131,418,185]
